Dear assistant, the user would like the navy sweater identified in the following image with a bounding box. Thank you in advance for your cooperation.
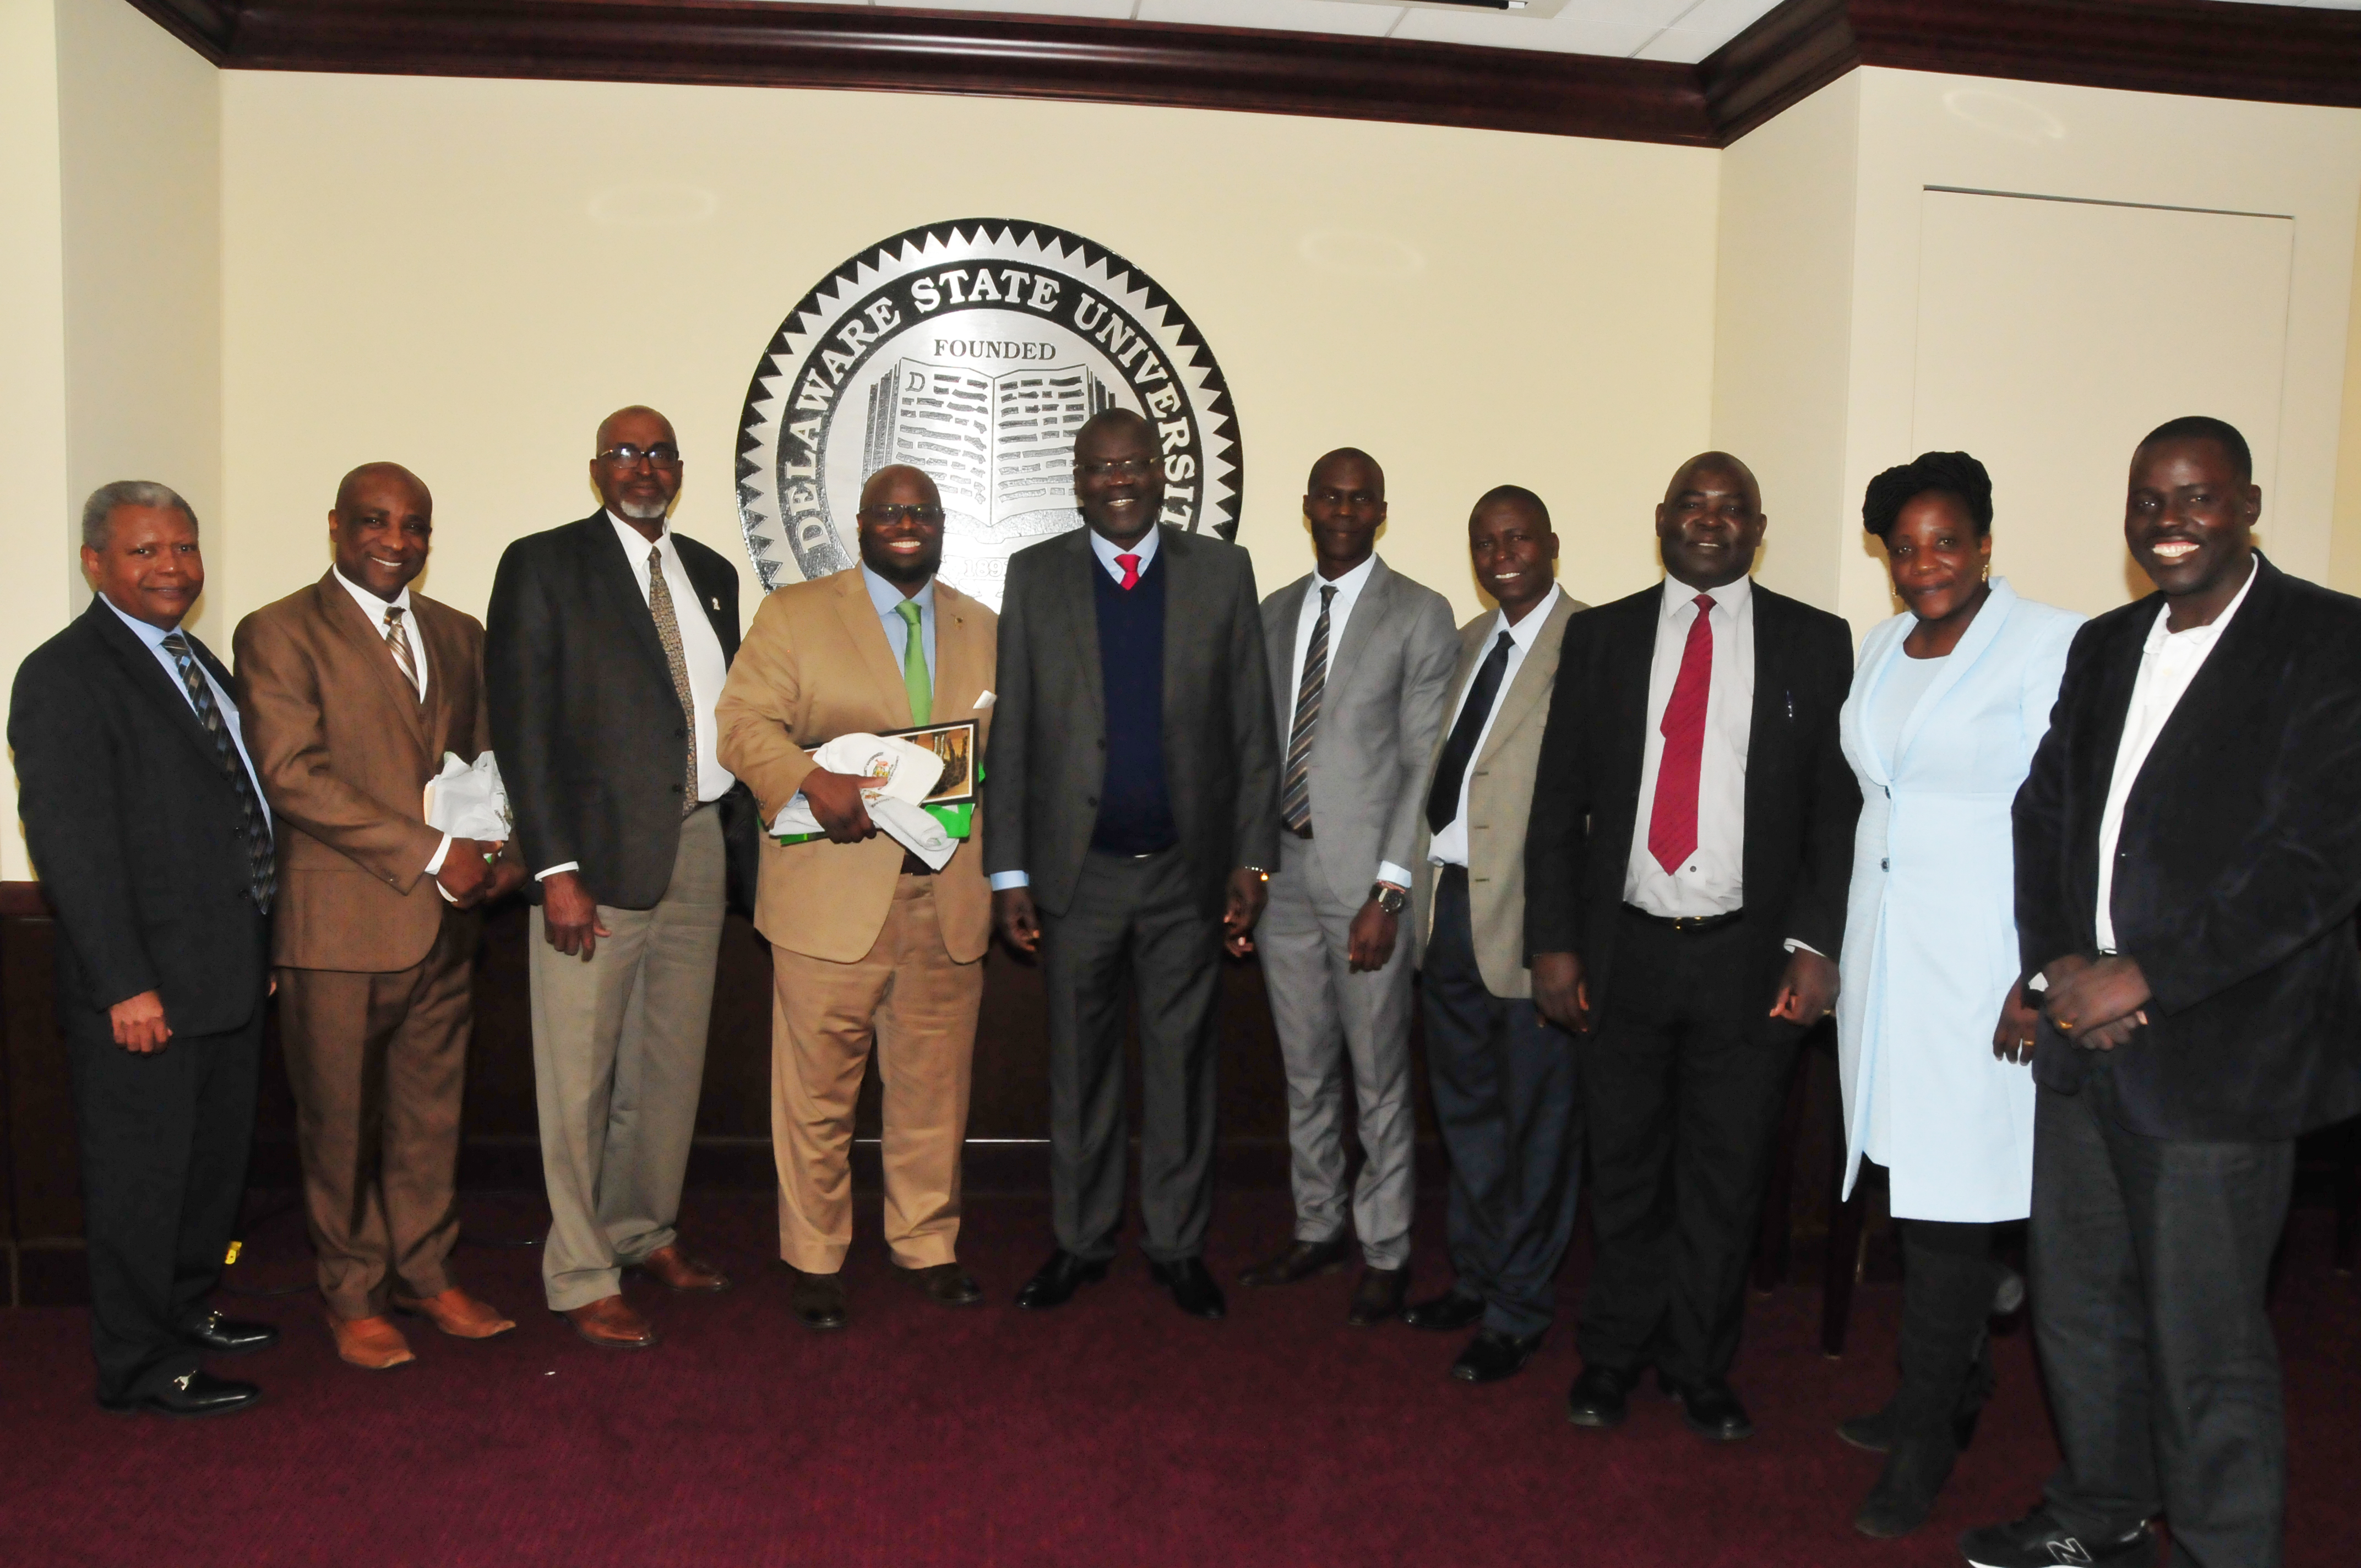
[1089,546,1179,855]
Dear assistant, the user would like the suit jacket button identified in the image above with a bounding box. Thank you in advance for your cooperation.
[1880,858,1889,871]
[1086,796,1098,807]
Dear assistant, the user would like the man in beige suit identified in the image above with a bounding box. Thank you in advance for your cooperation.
[716,465,996,1330]
[1401,486,1585,1386]
[233,462,524,1369]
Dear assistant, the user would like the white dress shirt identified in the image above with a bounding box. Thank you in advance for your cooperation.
[1428,583,1563,869]
[1624,574,1755,919]
[1287,554,1414,889]
[2094,557,2258,951]
[102,596,269,815]
[329,568,454,877]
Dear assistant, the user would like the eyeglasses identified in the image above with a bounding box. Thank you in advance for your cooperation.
[596,444,683,471]
[857,504,946,527]
[1079,458,1156,478]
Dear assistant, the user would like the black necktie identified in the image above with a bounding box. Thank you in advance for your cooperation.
[1427,630,1515,834]
[160,630,275,913]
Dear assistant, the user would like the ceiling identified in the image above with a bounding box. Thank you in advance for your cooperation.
[790,0,2361,66]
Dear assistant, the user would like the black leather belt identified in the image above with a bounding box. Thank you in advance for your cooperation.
[1621,902,1744,935]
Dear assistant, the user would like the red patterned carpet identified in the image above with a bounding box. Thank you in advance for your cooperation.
[3,1193,2354,1568]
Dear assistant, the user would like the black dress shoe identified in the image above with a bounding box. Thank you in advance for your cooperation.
[1346,1267,1408,1327]
[1565,1363,1641,1429]
[1147,1256,1226,1321]
[1449,1327,1543,1384]
[99,1369,261,1419]
[786,1266,848,1331]
[1014,1249,1110,1311]
[893,1261,983,1306]
[1663,1376,1754,1441]
[181,1310,279,1357]
[1237,1235,1351,1288]
[1401,1290,1485,1332]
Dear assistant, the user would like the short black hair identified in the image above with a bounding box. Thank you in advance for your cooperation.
[1471,484,1550,529]
[1862,451,1993,540]
[2136,415,2253,484]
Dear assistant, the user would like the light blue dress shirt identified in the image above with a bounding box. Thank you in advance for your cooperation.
[860,563,937,689]
[102,595,268,809]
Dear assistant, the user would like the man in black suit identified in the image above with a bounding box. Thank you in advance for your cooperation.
[9,482,280,1417]
[1961,417,2361,1568]
[487,405,753,1349]
[987,408,1280,1321]
[1527,452,1857,1441]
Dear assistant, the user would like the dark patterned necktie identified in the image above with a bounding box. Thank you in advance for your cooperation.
[160,630,275,912]
[1280,585,1335,834]
[1426,630,1515,835]
[646,546,699,818]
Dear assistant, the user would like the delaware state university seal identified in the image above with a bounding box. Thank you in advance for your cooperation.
[735,219,1243,610]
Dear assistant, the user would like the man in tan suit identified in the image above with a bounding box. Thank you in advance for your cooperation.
[1401,486,1585,1386]
[717,465,996,1330]
[233,462,524,1369]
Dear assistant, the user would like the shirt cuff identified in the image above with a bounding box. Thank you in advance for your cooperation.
[536,862,580,881]
[1781,938,1825,957]
[423,833,454,877]
[988,871,1030,891]
[1376,862,1415,890]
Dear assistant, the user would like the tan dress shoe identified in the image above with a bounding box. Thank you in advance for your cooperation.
[330,1313,417,1371]
[562,1294,659,1350]
[634,1243,731,1293]
[394,1287,517,1340]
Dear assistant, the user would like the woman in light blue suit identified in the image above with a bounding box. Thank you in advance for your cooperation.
[1832,452,2082,1540]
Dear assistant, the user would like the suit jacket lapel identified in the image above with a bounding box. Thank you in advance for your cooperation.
[314,575,430,750]
[832,568,915,726]
[1893,578,2018,768]
[86,599,232,774]
[1063,529,1106,728]
[414,598,471,764]
[1268,573,1310,729]
[934,580,987,720]
[1745,588,1788,845]
[2128,557,2279,804]
[1608,593,1656,805]
[582,514,674,685]
[1325,558,1391,707]
[1478,592,1568,767]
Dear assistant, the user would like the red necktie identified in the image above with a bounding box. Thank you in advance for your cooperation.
[1647,594,1715,876]
[1117,553,1141,590]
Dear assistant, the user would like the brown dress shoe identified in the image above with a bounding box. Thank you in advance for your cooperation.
[892,1261,984,1306]
[1347,1266,1409,1326]
[562,1294,659,1350]
[330,1313,416,1371]
[394,1287,516,1340]
[1237,1235,1352,1288]
[634,1244,731,1293]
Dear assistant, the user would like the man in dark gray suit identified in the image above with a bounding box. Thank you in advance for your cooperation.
[1239,449,1457,1326]
[987,408,1280,1321]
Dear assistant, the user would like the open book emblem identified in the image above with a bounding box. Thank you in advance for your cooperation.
[732,218,1244,613]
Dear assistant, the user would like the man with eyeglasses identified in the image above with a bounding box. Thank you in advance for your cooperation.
[716,464,998,1331]
[987,407,1280,1322]
[487,405,758,1349]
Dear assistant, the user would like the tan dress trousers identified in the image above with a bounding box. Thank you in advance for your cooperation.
[771,873,982,1273]
[274,908,477,1321]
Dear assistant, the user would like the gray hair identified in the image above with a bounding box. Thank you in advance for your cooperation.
[81,480,198,551]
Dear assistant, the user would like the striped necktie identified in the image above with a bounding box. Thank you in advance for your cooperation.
[1280,585,1335,835]
[160,630,275,912]
[382,604,421,698]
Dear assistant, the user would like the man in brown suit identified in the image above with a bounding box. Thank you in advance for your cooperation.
[233,462,524,1369]
[717,465,996,1330]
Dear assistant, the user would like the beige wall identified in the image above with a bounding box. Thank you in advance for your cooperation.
[217,74,1721,640]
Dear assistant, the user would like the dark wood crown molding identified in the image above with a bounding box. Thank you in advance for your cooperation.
[103,0,2361,152]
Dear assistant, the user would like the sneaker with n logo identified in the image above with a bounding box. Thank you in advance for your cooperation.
[1958,1507,2157,1567]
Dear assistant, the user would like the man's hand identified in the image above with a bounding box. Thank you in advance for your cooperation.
[1769,948,1840,1025]
[109,990,171,1054]
[2043,954,2151,1052]
[1993,978,2043,1064]
[1223,868,1269,959]
[1347,895,1401,973]
[541,870,611,960]
[484,856,528,905]
[1532,951,1590,1035]
[801,770,877,843]
[434,837,494,907]
[994,887,1041,957]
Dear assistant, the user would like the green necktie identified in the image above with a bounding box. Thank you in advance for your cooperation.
[895,598,931,725]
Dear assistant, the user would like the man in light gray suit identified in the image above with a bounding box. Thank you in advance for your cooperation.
[987,408,1281,1322]
[1239,449,1457,1326]
[1402,486,1587,1385]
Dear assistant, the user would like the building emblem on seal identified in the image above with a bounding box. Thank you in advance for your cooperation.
[735,218,1243,611]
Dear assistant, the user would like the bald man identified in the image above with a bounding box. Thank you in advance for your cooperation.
[1526,453,1858,1441]
[717,466,998,1330]
[235,464,525,1369]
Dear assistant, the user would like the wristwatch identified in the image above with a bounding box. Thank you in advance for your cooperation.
[1369,883,1408,916]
